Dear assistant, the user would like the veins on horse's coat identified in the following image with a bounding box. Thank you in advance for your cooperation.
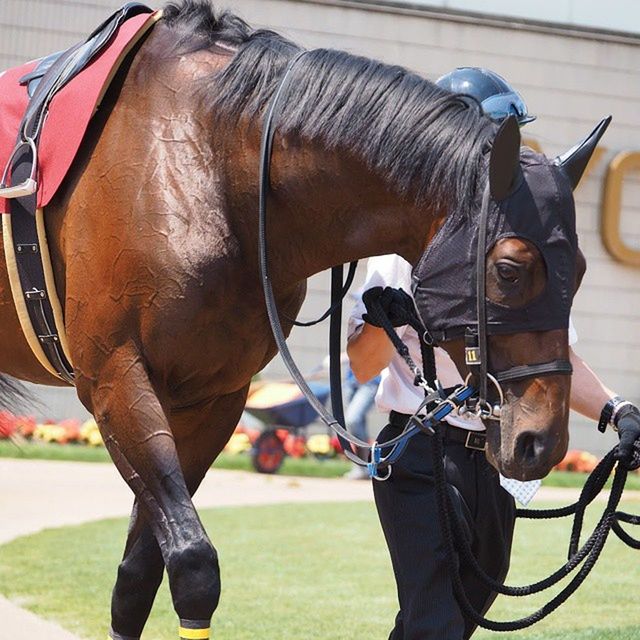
[134,430,177,446]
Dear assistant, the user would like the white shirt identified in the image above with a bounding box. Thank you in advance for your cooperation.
[348,254,578,431]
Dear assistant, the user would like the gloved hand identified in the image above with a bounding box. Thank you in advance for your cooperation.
[362,286,416,328]
[614,403,640,470]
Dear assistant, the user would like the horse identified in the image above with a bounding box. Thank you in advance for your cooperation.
[0,1,603,637]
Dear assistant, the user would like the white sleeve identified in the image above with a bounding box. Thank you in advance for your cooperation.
[347,254,413,339]
[568,316,578,346]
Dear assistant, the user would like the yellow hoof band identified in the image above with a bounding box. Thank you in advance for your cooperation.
[179,622,210,640]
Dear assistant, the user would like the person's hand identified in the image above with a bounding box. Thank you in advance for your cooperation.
[614,403,640,470]
[362,287,416,328]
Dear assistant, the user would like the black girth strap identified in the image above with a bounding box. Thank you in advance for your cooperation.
[8,167,74,383]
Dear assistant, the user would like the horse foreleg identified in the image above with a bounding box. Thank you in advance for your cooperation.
[79,348,226,640]
[108,391,246,639]
[109,501,163,639]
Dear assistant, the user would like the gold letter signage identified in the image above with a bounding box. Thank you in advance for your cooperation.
[602,151,640,268]
[523,139,639,268]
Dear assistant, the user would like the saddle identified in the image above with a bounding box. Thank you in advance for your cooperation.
[0,3,160,384]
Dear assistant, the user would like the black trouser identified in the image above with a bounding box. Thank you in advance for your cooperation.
[373,417,516,640]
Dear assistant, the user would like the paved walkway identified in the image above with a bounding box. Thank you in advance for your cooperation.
[0,459,374,640]
[1,458,638,639]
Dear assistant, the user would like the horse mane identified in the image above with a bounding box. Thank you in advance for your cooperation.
[163,0,495,214]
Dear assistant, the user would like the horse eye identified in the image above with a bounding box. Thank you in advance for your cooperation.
[496,262,520,283]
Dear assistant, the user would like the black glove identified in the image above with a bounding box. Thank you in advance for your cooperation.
[613,403,640,470]
[362,286,416,328]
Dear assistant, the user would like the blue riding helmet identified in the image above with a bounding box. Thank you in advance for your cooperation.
[435,67,536,126]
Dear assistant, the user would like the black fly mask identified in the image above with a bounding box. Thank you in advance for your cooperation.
[412,115,611,413]
[414,148,577,338]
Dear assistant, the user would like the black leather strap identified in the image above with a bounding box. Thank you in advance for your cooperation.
[475,185,491,404]
[9,147,74,383]
[494,359,573,383]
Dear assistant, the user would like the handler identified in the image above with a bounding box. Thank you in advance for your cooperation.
[347,67,640,639]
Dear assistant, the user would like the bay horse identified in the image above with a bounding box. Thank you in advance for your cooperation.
[0,1,600,637]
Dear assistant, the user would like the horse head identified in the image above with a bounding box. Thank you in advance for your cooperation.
[414,115,610,480]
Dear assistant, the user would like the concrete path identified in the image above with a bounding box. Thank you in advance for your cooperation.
[0,459,374,640]
[0,459,374,546]
[1,458,638,640]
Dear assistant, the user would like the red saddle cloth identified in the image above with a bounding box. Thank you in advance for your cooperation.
[0,11,159,214]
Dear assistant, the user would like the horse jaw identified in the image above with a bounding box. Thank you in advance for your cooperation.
[485,377,571,481]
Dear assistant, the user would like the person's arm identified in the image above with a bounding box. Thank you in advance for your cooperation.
[347,323,395,383]
[570,345,640,468]
[346,255,413,383]
[569,347,616,421]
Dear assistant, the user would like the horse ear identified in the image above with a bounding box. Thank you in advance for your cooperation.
[554,116,612,190]
[489,115,521,200]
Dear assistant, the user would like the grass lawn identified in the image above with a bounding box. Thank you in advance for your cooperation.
[0,502,639,639]
[2,439,640,489]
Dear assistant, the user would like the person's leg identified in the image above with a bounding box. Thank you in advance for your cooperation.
[457,451,516,639]
[436,434,516,639]
[374,423,516,640]
[344,378,378,443]
[373,423,467,640]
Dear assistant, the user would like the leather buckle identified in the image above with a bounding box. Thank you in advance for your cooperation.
[465,431,486,451]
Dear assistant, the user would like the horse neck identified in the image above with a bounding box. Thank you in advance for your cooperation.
[227,130,443,289]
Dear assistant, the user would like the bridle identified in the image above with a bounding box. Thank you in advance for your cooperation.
[459,182,573,420]
[258,49,573,474]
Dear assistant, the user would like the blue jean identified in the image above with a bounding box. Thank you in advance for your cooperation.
[343,376,379,443]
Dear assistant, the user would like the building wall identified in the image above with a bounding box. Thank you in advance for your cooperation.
[2,0,639,453]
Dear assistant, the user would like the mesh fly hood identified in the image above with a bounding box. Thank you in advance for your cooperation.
[412,147,578,341]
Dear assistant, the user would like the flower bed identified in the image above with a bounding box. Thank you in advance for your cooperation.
[0,411,103,446]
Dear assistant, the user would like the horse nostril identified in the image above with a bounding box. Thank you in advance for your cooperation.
[515,431,545,464]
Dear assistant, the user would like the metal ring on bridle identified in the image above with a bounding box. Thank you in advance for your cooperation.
[465,372,505,406]
[372,464,392,481]
[422,329,435,346]
[464,372,504,420]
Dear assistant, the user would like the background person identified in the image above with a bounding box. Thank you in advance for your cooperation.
[342,367,381,479]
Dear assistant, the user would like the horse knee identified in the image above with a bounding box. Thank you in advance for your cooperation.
[168,538,220,620]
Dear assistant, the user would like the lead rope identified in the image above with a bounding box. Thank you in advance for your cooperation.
[371,291,640,630]
[433,433,634,631]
